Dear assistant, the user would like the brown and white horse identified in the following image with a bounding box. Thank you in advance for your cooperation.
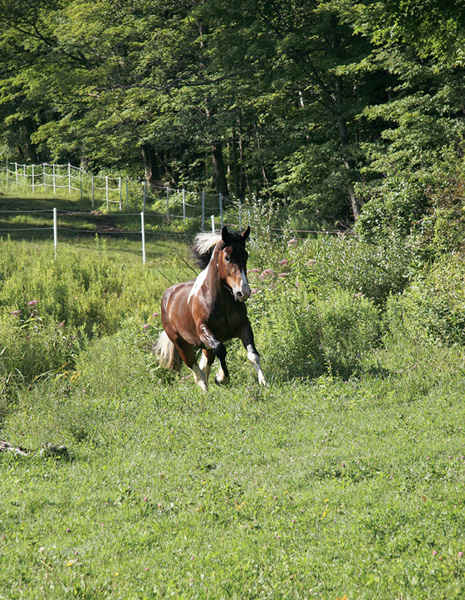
[155,226,266,391]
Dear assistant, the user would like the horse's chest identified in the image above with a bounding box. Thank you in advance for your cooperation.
[207,304,245,340]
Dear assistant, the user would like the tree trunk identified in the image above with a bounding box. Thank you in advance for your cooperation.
[231,126,241,199]
[331,16,362,220]
[141,144,161,187]
[211,142,229,198]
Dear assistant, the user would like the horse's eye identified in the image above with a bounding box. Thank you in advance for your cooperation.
[224,255,231,262]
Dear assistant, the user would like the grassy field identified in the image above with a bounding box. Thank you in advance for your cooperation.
[2,341,465,599]
[0,193,465,599]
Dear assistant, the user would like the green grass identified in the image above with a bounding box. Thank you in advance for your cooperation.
[1,328,465,599]
[1,192,465,598]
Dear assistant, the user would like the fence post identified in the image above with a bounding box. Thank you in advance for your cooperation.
[53,207,57,259]
[53,164,56,194]
[126,178,129,212]
[118,177,122,211]
[5,159,8,188]
[182,189,186,223]
[32,164,35,193]
[106,176,109,209]
[91,174,95,209]
[43,164,46,193]
[166,187,170,216]
[68,163,71,194]
[15,162,18,185]
[80,169,83,201]
[201,190,205,231]
[211,214,215,232]
[219,193,223,229]
[141,211,146,264]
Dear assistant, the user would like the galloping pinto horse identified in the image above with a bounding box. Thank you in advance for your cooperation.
[155,226,266,391]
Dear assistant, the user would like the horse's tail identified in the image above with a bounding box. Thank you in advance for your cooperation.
[154,330,182,372]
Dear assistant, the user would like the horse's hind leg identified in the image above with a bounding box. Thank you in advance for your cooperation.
[197,324,230,386]
[199,349,215,384]
[177,340,208,392]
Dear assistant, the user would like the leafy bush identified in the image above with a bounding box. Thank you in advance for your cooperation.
[355,175,427,241]
[243,239,382,381]
[313,232,419,305]
[0,303,85,420]
[316,289,382,377]
[420,171,465,258]
[385,254,465,347]
[0,239,176,336]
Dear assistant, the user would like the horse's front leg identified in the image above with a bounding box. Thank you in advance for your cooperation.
[238,324,266,386]
[198,325,230,385]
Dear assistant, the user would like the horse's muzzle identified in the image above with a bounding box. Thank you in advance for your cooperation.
[234,287,251,302]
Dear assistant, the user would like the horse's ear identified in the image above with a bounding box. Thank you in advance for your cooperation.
[241,226,250,242]
[221,226,231,243]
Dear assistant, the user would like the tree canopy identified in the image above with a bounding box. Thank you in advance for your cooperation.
[1,0,465,226]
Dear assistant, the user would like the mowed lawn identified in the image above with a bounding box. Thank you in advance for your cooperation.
[1,332,465,599]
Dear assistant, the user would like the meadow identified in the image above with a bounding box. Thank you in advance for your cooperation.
[1,194,465,599]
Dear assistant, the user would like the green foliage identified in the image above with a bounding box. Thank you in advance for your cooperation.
[316,288,381,378]
[0,239,175,337]
[313,232,419,305]
[420,169,465,257]
[0,305,85,420]
[385,254,465,347]
[243,231,382,380]
[356,175,428,240]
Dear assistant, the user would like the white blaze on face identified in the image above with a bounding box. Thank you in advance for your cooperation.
[240,269,251,300]
[231,268,250,301]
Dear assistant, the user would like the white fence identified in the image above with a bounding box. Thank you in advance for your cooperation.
[0,160,245,230]
[0,206,238,264]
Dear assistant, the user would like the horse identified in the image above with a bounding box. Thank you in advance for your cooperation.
[155,226,266,391]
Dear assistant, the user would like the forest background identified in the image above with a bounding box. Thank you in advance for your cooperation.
[2,0,465,233]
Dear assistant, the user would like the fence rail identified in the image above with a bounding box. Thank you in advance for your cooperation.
[0,160,245,230]
[0,160,340,263]
[0,205,246,264]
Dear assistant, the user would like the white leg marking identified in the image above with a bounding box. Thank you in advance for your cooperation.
[198,352,211,383]
[190,363,208,392]
[247,344,266,386]
[214,365,230,386]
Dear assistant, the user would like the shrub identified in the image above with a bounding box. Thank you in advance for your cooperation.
[313,233,419,305]
[0,303,85,421]
[315,289,382,377]
[385,254,465,347]
[243,240,382,381]
[355,175,428,241]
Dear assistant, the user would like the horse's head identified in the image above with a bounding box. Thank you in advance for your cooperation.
[218,226,251,302]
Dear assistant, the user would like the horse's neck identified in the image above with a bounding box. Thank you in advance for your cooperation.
[205,248,229,302]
